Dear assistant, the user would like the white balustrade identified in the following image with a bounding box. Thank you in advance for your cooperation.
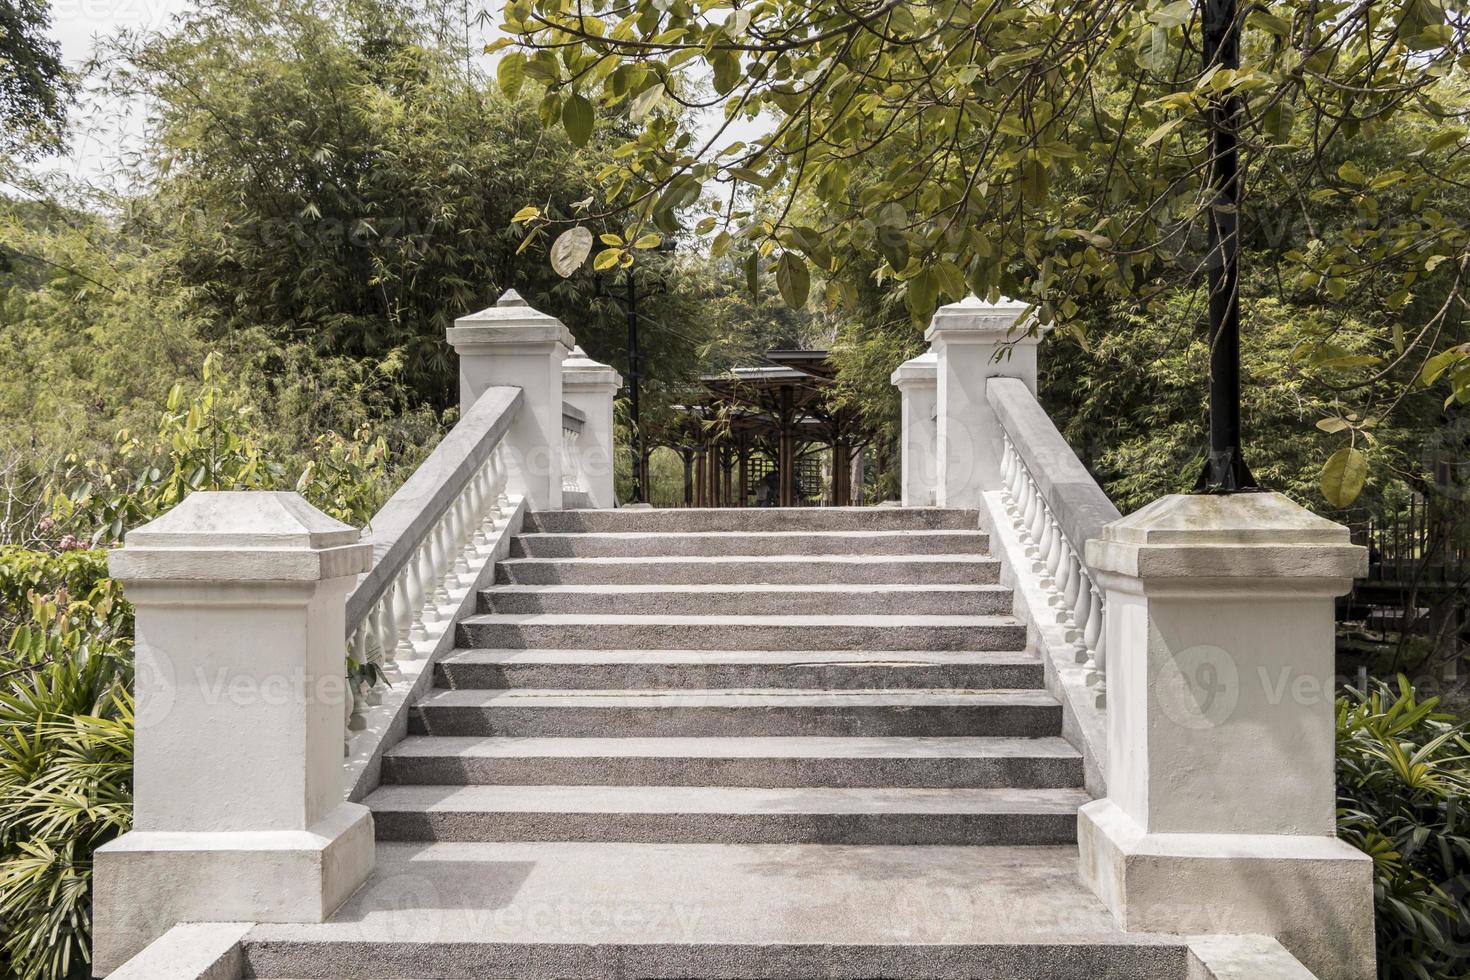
[342,391,523,734]
[999,431,1107,706]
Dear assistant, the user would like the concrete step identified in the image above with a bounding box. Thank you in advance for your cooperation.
[495,554,1002,586]
[408,689,1062,738]
[479,583,1014,617]
[457,613,1027,652]
[364,784,1090,845]
[380,734,1084,788]
[509,529,989,559]
[523,506,982,533]
[242,841,1190,979]
[433,649,1045,691]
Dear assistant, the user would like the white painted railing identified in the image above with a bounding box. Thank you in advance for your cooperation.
[343,387,523,732]
[990,377,1119,707]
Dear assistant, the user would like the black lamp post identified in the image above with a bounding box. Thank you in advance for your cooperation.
[1196,0,1259,493]
[596,237,676,504]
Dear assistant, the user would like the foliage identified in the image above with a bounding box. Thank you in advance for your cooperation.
[0,562,133,980]
[0,0,71,158]
[1337,678,1470,980]
[500,0,1470,506]
[1039,287,1418,515]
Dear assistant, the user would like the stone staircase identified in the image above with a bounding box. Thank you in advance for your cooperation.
[240,507,1191,979]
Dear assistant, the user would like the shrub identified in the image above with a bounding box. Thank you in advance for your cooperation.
[0,562,133,980]
[1337,678,1470,980]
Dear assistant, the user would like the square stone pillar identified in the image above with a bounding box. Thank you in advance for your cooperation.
[94,492,376,974]
[447,289,572,510]
[1078,492,1375,980]
[890,350,937,506]
[562,345,623,509]
[925,296,1050,508]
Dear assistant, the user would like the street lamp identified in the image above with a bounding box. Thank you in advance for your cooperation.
[1196,0,1259,494]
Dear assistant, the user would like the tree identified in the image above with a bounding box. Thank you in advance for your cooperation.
[0,0,71,158]
[498,0,1470,503]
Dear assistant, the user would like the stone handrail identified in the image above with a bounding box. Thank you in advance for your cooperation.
[561,402,586,495]
[988,376,1119,704]
[343,386,522,724]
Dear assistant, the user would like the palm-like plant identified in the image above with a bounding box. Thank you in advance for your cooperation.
[0,580,133,980]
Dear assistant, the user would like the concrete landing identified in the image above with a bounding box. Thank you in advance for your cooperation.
[241,842,1190,978]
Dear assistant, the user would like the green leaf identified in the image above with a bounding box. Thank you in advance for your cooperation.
[497,52,526,98]
[511,206,541,224]
[1150,0,1194,28]
[550,226,594,277]
[775,252,810,308]
[563,94,594,148]
[1338,160,1366,184]
[1321,447,1368,508]
[1316,417,1351,434]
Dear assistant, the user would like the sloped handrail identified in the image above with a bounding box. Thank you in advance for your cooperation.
[988,377,1119,703]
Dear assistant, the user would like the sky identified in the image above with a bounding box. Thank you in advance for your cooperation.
[39,0,194,183]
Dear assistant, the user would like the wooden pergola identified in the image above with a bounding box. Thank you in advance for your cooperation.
[655,350,879,507]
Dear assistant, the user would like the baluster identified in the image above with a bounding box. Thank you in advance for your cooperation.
[1045,518,1065,582]
[1026,480,1048,549]
[1070,572,1093,648]
[416,539,441,625]
[471,464,492,550]
[378,581,399,670]
[1051,542,1074,613]
[392,567,412,654]
[430,513,454,604]
[1061,546,1083,617]
[451,489,473,578]
[1017,472,1037,533]
[1031,504,1053,567]
[495,444,512,511]
[1091,602,1108,708]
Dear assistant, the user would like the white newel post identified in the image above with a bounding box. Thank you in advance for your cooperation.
[447,289,571,510]
[926,296,1050,508]
[1077,492,1375,980]
[94,492,376,974]
[890,350,937,506]
[561,345,623,509]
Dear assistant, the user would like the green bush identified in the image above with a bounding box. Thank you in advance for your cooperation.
[1337,678,1470,980]
[0,554,133,980]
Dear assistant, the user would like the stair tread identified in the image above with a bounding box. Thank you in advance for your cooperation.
[417,688,1058,708]
[483,582,1010,594]
[365,783,1091,814]
[385,734,1082,760]
[515,529,987,540]
[460,612,1023,627]
[440,648,1041,666]
[500,553,995,565]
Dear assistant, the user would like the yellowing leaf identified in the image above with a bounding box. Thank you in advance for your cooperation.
[593,247,624,271]
[512,206,541,224]
[1321,447,1368,508]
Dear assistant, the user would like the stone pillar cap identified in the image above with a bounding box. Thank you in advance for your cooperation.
[448,289,576,350]
[890,349,937,385]
[1085,491,1367,585]
[923,294,1052,344]
[108,491,370,584]
[563,345,624,387]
